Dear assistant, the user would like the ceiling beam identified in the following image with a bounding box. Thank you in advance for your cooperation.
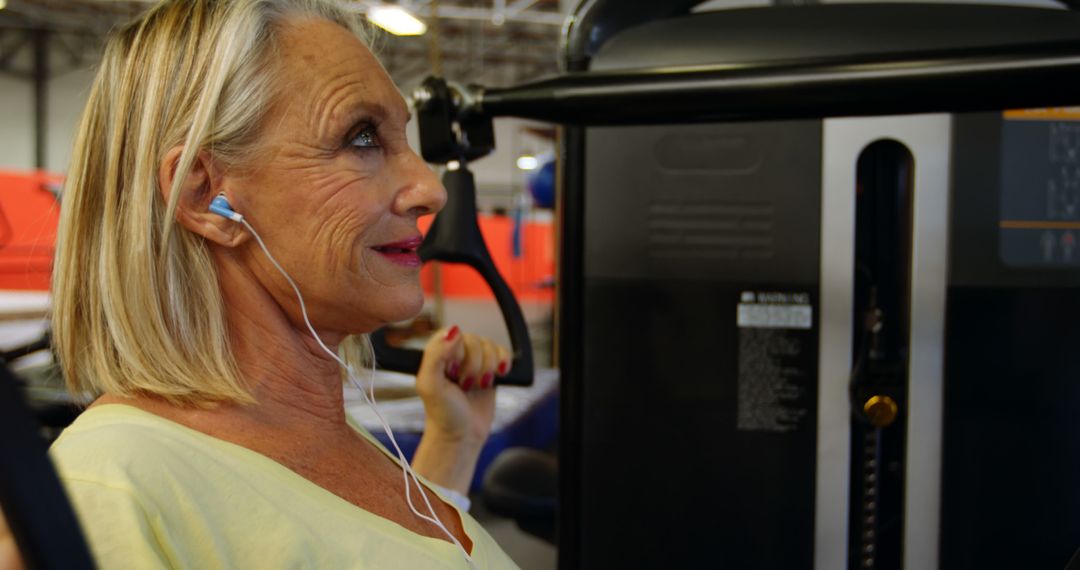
[507,0,541,14]
[422,4,562,25]
[343,1,564,26]
[0,29,30,70]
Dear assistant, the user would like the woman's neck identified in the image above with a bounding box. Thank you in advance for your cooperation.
[212,252,352,433]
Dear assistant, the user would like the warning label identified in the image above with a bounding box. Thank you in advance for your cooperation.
[736,291,813,433]
[736,291,813,329]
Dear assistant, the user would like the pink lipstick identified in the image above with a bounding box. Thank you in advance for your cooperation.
[372,235,423,267]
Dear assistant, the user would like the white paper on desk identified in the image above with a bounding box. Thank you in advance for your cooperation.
[0,290,52,370]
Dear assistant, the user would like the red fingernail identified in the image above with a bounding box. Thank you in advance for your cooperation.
[446,362,460,380]
[497,361,509,376]
[481,372,494,388]
[444,326,460,342]
[461,376,475,390]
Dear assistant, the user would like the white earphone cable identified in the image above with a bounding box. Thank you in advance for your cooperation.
[237,216,473,564]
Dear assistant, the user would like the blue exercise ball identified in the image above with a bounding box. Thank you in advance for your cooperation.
[527,159,556,209]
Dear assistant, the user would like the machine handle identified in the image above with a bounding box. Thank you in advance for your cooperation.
[371,167,534,386]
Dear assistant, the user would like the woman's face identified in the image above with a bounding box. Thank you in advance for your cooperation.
[225,17,445,337]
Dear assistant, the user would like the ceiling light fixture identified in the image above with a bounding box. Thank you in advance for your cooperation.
[367,5,427,36]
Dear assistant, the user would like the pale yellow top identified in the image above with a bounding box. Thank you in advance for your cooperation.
[49,404,518,569]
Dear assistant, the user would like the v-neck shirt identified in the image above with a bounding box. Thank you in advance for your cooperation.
[49,404,518,569]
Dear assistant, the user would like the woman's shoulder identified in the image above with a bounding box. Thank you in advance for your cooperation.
[49,403,214,485]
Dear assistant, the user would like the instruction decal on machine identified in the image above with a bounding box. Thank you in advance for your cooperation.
[736,291,812,329]
[736,291,813,433]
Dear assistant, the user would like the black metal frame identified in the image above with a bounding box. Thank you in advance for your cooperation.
[464,42,1080,125]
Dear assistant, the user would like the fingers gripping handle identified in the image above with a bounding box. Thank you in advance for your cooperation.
[370,261,534,386]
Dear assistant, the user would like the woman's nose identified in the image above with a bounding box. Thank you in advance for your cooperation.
[392,149,447,217]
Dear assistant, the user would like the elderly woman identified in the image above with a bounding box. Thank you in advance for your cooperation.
[46,0,518,567]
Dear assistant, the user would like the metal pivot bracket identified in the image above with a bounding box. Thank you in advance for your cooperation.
[413,76,494,164]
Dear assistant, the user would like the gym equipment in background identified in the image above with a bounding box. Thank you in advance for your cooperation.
[411,2,1080,568]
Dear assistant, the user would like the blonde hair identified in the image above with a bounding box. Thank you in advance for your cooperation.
[53,0,371,405]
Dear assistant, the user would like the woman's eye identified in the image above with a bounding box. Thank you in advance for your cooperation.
[350,126,380,149]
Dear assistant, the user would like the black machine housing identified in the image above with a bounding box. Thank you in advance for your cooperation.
[546,2,1080,569]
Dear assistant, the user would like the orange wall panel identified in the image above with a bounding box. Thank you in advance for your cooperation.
[0,170,62,291]
[419,214,555,302]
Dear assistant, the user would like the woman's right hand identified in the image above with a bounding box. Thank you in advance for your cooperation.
[414,326,510,447]
[411,326,511,494]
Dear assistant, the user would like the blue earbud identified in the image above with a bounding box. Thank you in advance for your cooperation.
[209,194,243,222]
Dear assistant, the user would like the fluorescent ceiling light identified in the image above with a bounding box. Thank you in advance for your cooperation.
[0,0,7,10]
[367,5,427,36]
[516,155,539,171]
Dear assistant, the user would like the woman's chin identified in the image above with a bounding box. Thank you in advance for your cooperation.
[338,281,426,333]
[378,288,426,325]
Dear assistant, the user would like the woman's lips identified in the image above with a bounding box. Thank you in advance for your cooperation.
[371,236,423,268]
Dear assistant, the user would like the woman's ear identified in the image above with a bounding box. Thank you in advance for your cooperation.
[159,146,247,247]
